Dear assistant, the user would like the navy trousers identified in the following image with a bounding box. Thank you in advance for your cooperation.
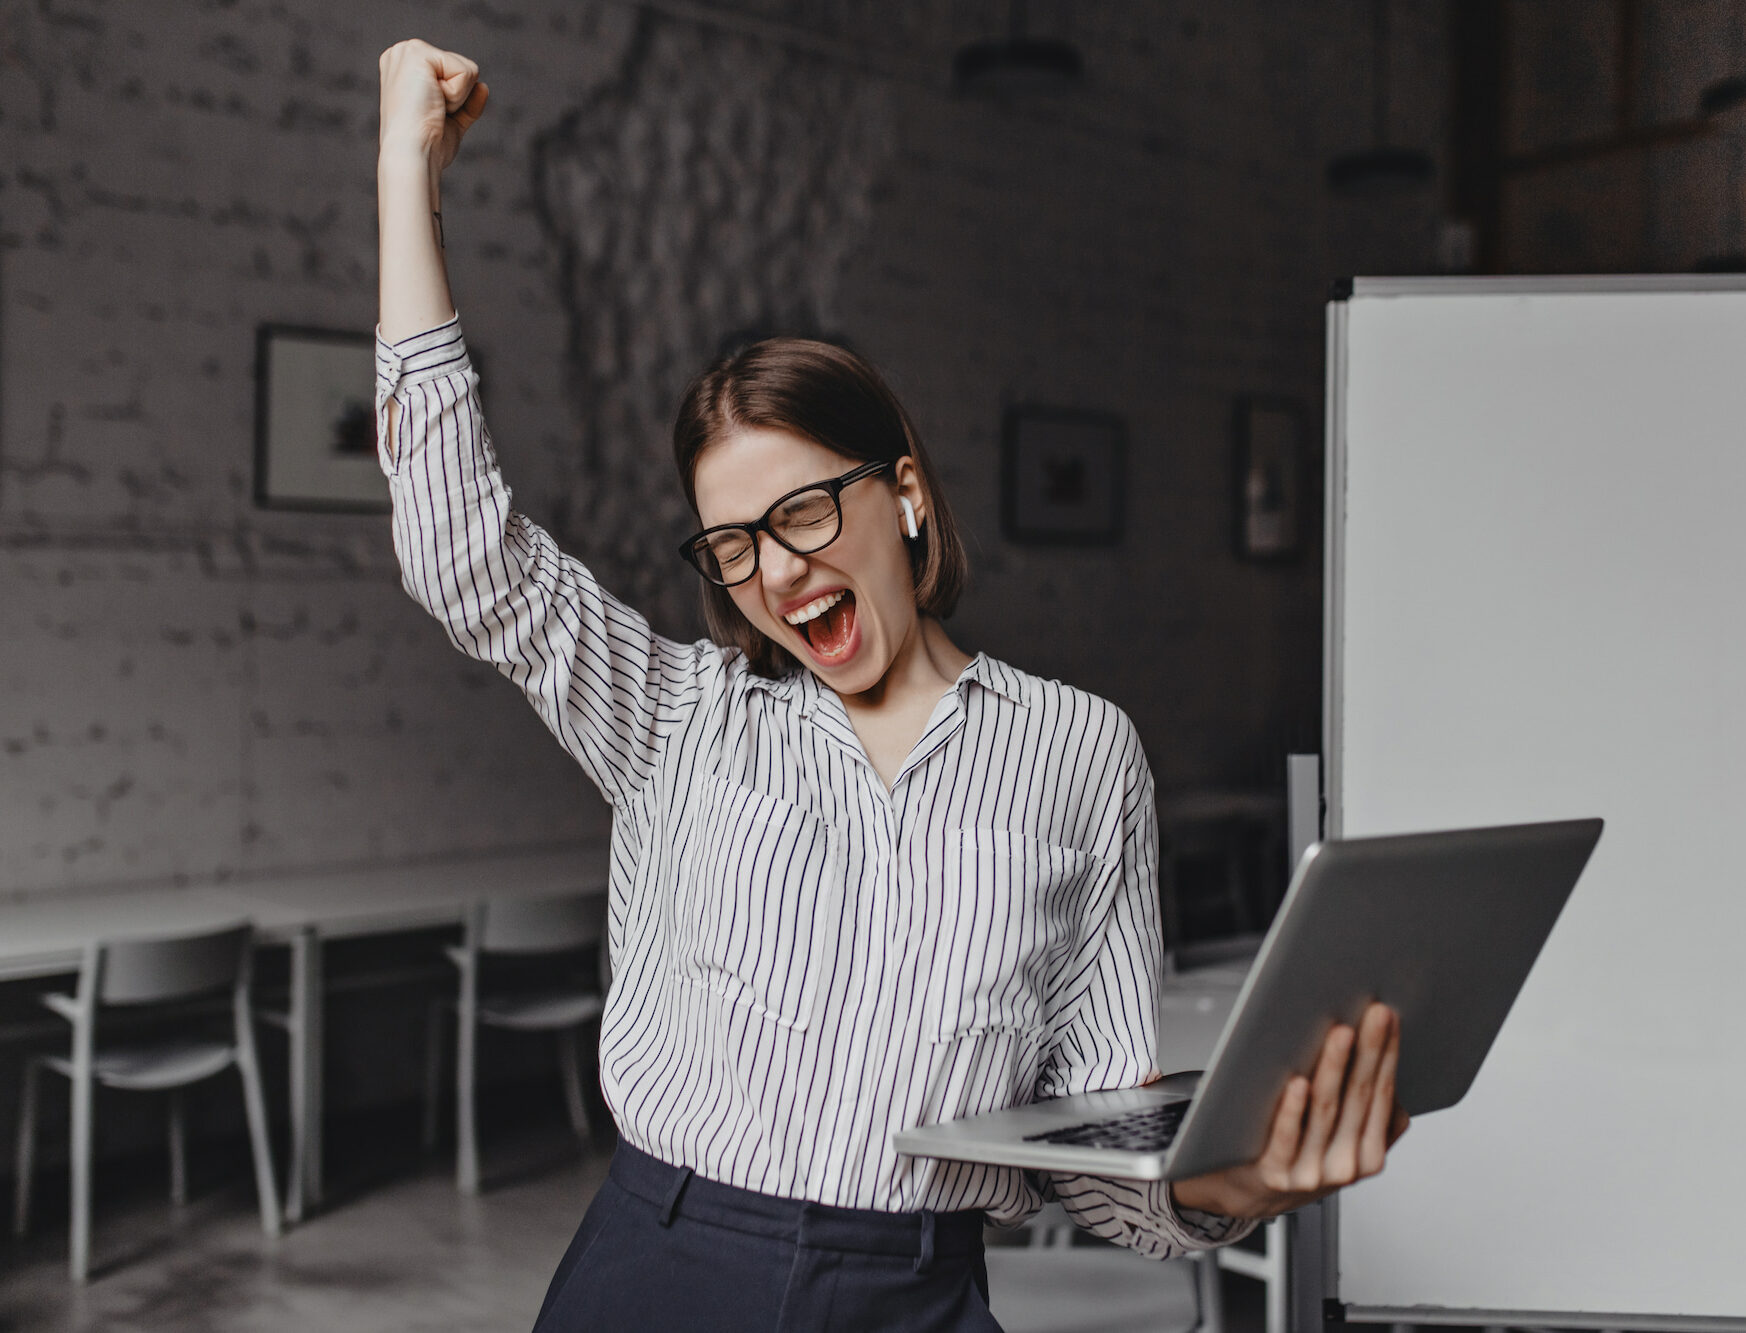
[532,1142,1004,1332]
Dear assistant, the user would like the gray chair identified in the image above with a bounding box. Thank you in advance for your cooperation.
[422,893,608,1193]
[12,922,281,1281]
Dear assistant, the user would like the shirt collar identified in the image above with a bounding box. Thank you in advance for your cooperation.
[956,651,1033,708]
[744,650,1032,712]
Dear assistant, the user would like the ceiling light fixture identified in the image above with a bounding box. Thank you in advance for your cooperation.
[1327,0,1435,195]
[953,0,1083,98]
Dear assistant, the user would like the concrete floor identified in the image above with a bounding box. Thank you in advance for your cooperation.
[0,1101,1262,1333]
[1,1114,603,1332]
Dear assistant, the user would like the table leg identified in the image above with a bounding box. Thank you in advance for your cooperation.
[287,928,325,1222]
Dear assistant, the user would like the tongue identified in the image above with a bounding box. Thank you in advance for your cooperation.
[807,594,856,657]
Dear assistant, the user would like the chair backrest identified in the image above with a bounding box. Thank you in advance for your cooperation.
[477,893,605,955]
[98,921,253,1005]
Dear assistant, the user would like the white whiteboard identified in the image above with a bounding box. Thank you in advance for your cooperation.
[1325,278,1746,1327]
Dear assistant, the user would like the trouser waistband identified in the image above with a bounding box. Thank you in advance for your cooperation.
[608,1141,985,1269]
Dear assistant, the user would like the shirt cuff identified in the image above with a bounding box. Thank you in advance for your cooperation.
[1159,1181,1258,1248]
[373,314,473,478]
[374,313,469,400]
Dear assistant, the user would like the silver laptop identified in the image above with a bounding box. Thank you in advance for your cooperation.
[892,818,1603,1182]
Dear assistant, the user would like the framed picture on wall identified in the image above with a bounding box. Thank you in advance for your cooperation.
[254,325,388,512]
[1000,405,1126,545]
[1233,395,1306,561]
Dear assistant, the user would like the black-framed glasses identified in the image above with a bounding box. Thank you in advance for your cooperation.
[678,460,891,587]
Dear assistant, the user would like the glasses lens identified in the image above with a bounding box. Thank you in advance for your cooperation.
[771,488,841,553]
[696,530,756,585]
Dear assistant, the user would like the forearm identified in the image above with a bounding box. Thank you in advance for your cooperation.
[378,146,454,345]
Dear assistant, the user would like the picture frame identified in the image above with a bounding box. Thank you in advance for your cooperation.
[254,324,388,512]
[1233,395,1306,561]
[999,405,1126,545]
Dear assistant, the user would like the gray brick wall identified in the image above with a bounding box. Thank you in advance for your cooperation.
[0,0,1448,898]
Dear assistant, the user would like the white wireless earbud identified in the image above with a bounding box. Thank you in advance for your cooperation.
[900,496,920,539]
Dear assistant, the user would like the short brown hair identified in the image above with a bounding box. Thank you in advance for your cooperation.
[673,337,968,678]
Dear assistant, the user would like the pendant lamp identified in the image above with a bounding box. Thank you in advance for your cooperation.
[953,0,1083,98]
[1327,0,1435,194]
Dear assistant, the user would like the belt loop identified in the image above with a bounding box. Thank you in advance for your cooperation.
[657,1165,694,1227]
[914,1210,936,1274]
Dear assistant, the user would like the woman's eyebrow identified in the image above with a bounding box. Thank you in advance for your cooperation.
[707,477,826,526]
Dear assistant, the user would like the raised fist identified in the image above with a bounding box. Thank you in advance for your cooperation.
[378,38,488,174]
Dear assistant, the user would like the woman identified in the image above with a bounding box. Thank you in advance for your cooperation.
[376,40,1407,1333]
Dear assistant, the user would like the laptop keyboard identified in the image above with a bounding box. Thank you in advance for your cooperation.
[1022,1101,1189,1153]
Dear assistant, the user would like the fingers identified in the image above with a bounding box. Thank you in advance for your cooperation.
[1355,1007,1400,1176]
[1290,1021,1355,1191]
[1236,1006,1410,1219]
[434,53,481,112]
[1253,1075,1311,1193]
[377,39,487,169]
[452,81,489,133]
[1386,1102,1411,1148]
[378,39,482,113]
[1323,1003,1391,1181]
[438,70,477,113]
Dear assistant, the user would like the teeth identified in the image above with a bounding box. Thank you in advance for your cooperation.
[783,590,847,626]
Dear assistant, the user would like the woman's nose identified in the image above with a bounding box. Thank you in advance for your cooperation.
[758,532,808,588]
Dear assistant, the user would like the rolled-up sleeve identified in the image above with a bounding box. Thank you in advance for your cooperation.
[1034,719,1258,1258]
[375,315,710,809]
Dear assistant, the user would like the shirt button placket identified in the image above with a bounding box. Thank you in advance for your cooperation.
[884,796,904,948]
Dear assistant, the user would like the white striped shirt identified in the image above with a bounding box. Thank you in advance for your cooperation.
[375,316,1252,1257]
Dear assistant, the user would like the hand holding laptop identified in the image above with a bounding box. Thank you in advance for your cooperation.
[892,822,1602,1211]
[1168,1000,1410,1220]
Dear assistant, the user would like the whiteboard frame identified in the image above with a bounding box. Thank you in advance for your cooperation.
[1322,274,1746,1333]
[1350,1309,1746,1332]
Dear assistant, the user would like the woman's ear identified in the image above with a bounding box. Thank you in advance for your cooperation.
[892,456,926,535]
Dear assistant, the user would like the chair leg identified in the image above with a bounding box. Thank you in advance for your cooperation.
[235,1025,282,1239]
[168,1089,188,1206]
[69,1066,93,1282]
[455,1009,479,1195]
[1192,1249,1225,1333]
[557,1028,591,1142]
[13,1060,40,1238]
[422,998,444,1153]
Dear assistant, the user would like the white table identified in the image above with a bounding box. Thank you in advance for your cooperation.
[0,845,608,1224]
[0,885,304,982]
[1156,960,1250,1073]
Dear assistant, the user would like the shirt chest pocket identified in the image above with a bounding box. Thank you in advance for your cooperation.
[668,775,841,1030]
[923,828,1108,1043]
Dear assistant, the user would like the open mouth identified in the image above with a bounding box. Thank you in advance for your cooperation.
[786,589,858,664]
